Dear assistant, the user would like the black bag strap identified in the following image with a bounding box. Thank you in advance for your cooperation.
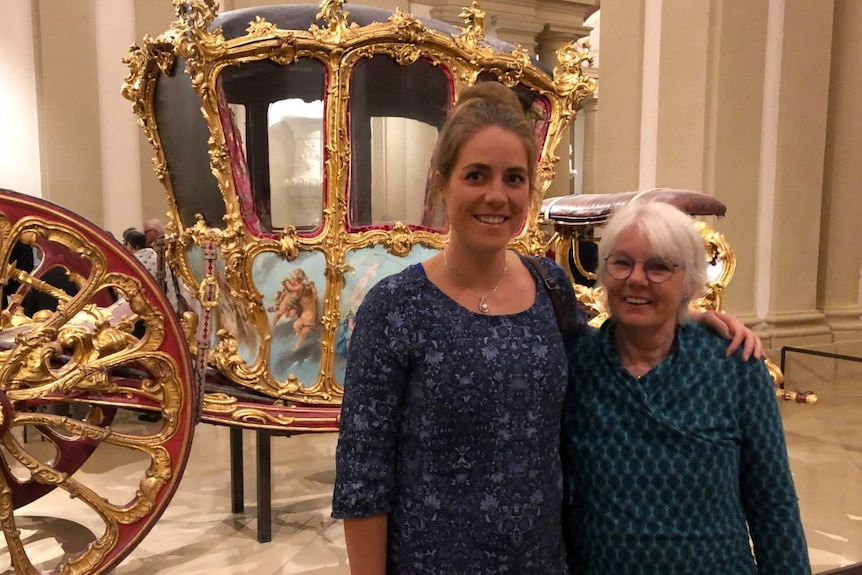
[523,255,566,336]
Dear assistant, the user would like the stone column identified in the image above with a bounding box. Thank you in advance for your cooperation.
[818,0,862,341]
[652,0,713,190]
[701,0,769,324]
[648,0,768,323]
[591,0,646,194]
[95,0,143,236]
[0,0,42,198]
[757,1,834,348]
[579,95,598,195]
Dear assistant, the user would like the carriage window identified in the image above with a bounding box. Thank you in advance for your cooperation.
[219,57,326,234]
[348,56,451,230]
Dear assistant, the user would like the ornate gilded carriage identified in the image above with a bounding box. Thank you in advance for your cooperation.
[0,2,595,573]
[121,0,594,412]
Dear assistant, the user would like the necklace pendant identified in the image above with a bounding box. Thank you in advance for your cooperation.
[478,298,489,313]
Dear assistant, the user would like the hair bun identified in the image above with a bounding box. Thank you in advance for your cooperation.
[455,81,524,117]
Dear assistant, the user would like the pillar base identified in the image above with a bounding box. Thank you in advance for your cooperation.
[823,305,862,338]
[759,309,832,350]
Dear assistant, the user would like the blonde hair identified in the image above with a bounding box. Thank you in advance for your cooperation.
[430,82,537,199]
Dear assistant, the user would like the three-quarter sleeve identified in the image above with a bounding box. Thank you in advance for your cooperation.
[332,280,410,518]
[737,359,811,574]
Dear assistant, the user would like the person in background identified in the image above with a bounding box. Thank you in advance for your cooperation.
[125,231,162,287]
[143,219,165,247]
[331,81,762,575]
[562,200,810,575]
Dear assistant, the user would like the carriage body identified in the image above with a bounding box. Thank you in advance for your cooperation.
[122,0,595,409]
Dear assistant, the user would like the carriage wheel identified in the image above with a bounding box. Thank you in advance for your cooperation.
[0,189,195,575]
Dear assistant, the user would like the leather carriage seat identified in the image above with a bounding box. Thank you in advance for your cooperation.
[540,188,727,227]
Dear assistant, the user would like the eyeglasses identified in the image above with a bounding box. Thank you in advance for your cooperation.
[604,254,683,284]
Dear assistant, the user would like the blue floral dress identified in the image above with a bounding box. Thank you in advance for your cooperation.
[332,256,586,574]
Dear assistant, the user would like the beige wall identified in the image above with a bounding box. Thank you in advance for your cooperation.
[134,0,177,226]
[5,0,862,347]
[593,0,862,348]
[36,0,104,223]
[819,0,862,338]
[0,0,42,197]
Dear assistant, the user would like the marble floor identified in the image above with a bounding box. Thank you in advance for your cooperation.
[2,351,861,574]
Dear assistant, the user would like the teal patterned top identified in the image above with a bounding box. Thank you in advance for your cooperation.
[562,320,811,575]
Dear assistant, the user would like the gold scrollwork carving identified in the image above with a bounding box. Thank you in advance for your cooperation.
[247,16,278,37]
[389,8,430,44]
[553,42,596,102]
[692,221,736,312]
[232,408,296,426]
[311,0,359,43]
[455,1,493,58]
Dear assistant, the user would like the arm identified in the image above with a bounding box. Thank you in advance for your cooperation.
[737,361,811,575]
[332,282,409,574]
[690,309,763,360]
[344,516,388,575]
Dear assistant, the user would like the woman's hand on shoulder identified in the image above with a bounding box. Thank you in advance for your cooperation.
[690,309,764,360]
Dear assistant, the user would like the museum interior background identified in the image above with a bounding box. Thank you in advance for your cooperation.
[1,1,862,573]
[4,0,861,354]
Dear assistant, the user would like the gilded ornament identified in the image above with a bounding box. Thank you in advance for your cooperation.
[247,16,278,37]
[455,1,491,56]
[389,8,429,44]
[311,0,359,42]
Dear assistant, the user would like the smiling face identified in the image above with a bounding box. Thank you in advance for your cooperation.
[602,226,689,338]
[441,126,530,254]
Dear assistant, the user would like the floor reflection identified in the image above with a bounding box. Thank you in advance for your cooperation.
[2,354,861,574]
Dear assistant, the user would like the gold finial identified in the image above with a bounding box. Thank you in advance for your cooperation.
[247,16,279,37]
[173,0,219,28]
[455,1,487,51]
[316,0,349,31]
[552,42,596,100]
[311,0,357,41]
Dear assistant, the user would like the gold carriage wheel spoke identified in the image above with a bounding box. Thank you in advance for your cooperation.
[2,428,169,523]
[11,409,179,451]
[7,349,183,408]
[8,266,74,306]
[0,473,40,575]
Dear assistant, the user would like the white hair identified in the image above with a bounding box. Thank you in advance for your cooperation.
[597,200,708,319]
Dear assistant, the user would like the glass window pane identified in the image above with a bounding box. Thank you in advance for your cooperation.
[348,56,451,230]
[219,58,326,234]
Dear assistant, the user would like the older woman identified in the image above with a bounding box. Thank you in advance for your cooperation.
[562,200,810,574]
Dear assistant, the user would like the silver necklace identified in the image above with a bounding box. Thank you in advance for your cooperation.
[442,249,508,314]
